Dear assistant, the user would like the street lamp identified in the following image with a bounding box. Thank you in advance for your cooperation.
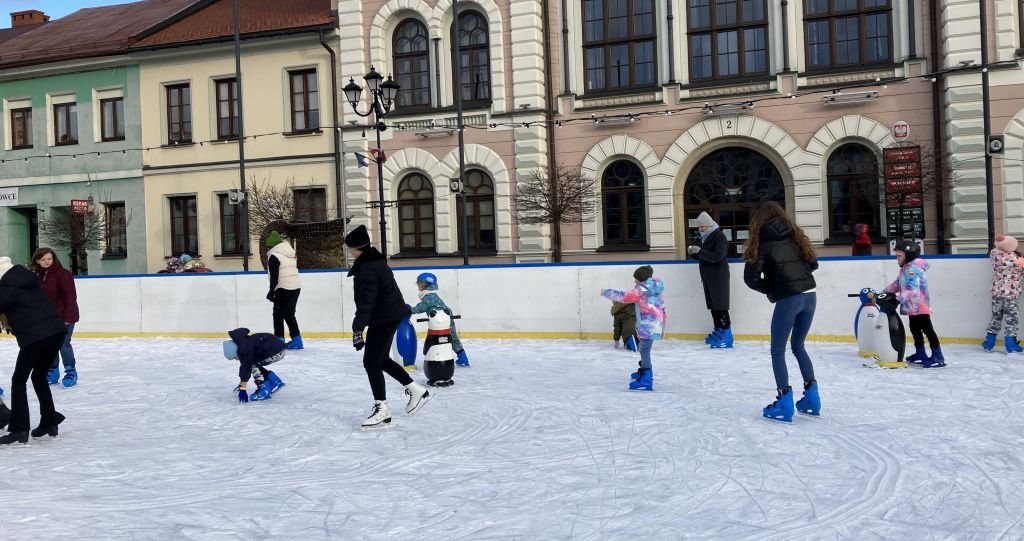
[344,66,400,257]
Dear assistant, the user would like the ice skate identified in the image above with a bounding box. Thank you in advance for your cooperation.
[762,387,794,423]
[404,382,431,414]
[361,402,391,429]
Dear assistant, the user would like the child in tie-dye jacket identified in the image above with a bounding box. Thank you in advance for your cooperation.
[982,235,1024,353]
[883,240,944,367]
[601,265,666,391]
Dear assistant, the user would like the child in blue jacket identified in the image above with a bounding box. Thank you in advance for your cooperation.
[409,273,469,366]
[223,328,287,403]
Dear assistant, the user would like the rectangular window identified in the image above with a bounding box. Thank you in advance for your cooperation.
[215,78,239,140]
[53,102,78,146]
[218,194,244,255]
[803,0,891,70]
[582,0,658,92]
[11,108,32,149]
[166,84,192,144]
[293,188,327,222]
[289,69,319,133]
[687,0,768,81]
[104,202,127,257]
[169,196,198,255]
[100,97,125,142]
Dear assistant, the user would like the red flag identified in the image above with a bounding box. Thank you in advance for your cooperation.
[370,148,387,164]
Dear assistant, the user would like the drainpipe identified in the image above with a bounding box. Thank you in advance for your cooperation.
[561,0,570,93]
[433,38,442,108]
[781,0,791,71]
[320,29,349,267]
[929,0,946,252]
[907,0,916,58]
[666,0,676,82]
[542,0,557,172]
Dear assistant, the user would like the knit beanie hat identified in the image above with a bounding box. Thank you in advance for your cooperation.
[996,235,1019,253]
[696,212,717,228]
[265,230,283,248]
[344,225,371,249]
[222,340,239,360]
[633,265,654,282]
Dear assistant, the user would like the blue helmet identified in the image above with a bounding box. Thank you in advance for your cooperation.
[416,272,438,286]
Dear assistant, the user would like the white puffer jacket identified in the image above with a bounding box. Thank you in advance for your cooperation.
[268,241,300,290]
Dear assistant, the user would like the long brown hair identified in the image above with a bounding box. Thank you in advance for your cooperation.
[743,202,816,264]
[29,247,60,272]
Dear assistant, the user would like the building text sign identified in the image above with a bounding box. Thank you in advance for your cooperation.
[0,187,18,206]
[71,199,91,214]
[884,146,923,208]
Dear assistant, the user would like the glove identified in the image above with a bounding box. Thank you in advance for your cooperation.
[687,245,701,255]
[353,329,365,351]
[266,290,276,302]
[237,388,249,404]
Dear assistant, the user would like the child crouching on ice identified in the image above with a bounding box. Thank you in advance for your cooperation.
[223,328,287,403]
[884,240,944,367]
[409,272,469,366]
[983,235,1024,353]
[601,265,666,391]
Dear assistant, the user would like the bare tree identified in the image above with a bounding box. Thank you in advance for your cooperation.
[246,176,329,239]
[513,163,598,262]
[38,196,134,275]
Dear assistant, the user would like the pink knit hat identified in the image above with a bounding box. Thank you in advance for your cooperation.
[996,235,1019,253]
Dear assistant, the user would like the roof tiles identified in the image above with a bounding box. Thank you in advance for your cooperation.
[134,0,334,48]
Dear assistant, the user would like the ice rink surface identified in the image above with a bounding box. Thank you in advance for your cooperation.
[2,337,1023,540]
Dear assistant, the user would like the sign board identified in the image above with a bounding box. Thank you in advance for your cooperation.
[0,187,17,206]
[71,199,91,215]
[884,146,923,208]
[886,207,925,240]
[892,120,910,142]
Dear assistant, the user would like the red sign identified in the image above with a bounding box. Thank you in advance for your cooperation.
[71,199,91,215]
[884,146,923,209]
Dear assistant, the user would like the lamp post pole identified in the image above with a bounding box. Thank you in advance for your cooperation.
[233,0,249,271]
[343,68,400,258]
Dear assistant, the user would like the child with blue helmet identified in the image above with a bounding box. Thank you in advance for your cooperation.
[223,328,287,403]
[410,272,469,366]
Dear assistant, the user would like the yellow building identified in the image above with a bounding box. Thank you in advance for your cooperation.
[131,0,337,272]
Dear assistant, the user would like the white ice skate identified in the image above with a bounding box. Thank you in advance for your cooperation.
[361,401,392,429]
[404,382,431,414]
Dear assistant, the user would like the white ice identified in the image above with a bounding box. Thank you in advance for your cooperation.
[2,338,1023,540]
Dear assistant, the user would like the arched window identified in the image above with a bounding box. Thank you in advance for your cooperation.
[582,0,657,92]
[453,11,491,104]
[398,173,436,253]
[393,20,431,108]
[457,170,496,251]
[602,160,647,246]
[827,143,880,237]
[684,147,785,258]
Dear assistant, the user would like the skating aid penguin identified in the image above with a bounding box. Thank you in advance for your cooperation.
[418,308,461,387]
[851,288,907,368]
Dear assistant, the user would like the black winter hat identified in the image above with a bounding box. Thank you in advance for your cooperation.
[344,225,371,249]
[633,265,654,282]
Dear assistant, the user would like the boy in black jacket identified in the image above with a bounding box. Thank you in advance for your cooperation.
[223,328,287,403]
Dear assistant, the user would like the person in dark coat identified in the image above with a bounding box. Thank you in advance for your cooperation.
[30,248,81,387]
[344,225,431,429]
[687,212,732,348]
[610,301,637,351]
[223,328,287,403]
[743,202,820,424]
[0,256,68,445]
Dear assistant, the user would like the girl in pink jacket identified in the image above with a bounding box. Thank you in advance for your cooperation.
[983,235,1024,353]
[884,240,944,367]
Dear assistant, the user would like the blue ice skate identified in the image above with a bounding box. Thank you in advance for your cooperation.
[62,368,77,388]
[906,345,929,364]
[250,383,273,401]
[456,350,470,367]
[47,367,60,385]
[921,347,946,368]
[762,388,794,423]
[623,336,638,353]
[1006,336,1023,354]
[263,371,286,394]
[710,328,734,349]
[629,369,653,391]
[982,334,996,352]
[795,381,820,417]
[286,336,304,350]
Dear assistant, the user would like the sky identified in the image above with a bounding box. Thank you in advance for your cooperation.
[0,0,137,28]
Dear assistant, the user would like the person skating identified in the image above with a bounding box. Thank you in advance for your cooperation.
[0,256,68,445]
[409,272,470,366]
[884,240,945,367]
[982,235,1024,353]
[345,225,431,429]
[265,231,303,350]
[610,301,637,351]
[743,203,820,423]
[601,265,666,391]
[30,248,81,387]
[687,212,732,348]
[223,328,287,403]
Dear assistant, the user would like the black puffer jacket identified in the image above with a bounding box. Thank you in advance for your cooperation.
[696,227,730,311]
[347,246,410,331]
[743,219,818,303]
[0,264,67,347]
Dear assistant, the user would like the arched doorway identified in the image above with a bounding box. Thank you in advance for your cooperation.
[684,147,786,258]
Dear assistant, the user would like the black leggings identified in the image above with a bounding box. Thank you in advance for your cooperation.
[362,319,413,401]
[909,314,941,349]
[9,333,66,433]
[273,288,301,338]
[711,310,731,330]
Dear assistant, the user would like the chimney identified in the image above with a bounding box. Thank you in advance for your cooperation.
[11,10,50,28]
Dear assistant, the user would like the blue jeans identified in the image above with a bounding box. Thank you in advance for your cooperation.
[770,293,816,390]
[50,323,77,371]
[639,339,654,370]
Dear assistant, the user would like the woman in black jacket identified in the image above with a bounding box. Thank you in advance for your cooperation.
[0,257,68,445]
[742,203,820,423]
[344,226,431,429]
[688,211,732,348]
